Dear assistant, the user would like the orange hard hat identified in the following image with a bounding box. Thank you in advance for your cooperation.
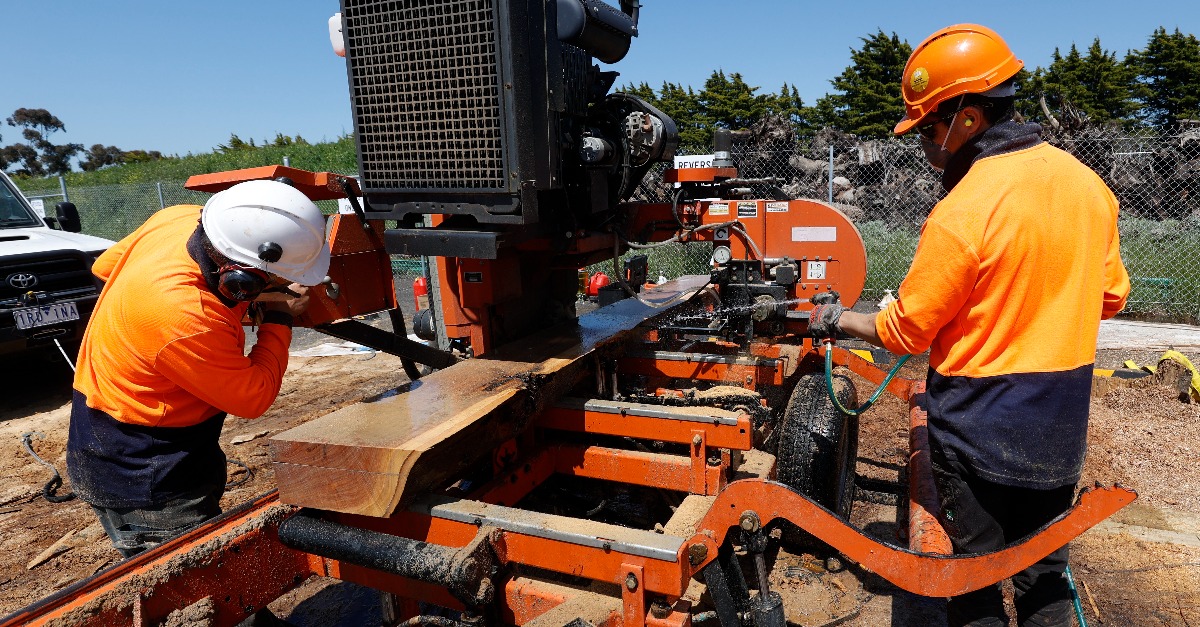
[894,24,1023,136]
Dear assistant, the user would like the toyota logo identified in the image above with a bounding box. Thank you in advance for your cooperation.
[6,273,38,289]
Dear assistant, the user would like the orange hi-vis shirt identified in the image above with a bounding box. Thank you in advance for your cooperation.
[73,205,291,427]
[876,142,1129,378]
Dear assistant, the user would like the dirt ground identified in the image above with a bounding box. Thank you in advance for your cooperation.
[1,330,1199,626]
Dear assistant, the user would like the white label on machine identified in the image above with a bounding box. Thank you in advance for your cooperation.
[791,226,836,242]
[736,201,758,218]
[766,201,788,213]
[337,197,364,215]
[28,198,45,218]
[807,261,828,280]
[708,202,729,216]
[674,154,714,169]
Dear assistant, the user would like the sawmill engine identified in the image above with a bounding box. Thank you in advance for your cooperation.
[338,0,678,247]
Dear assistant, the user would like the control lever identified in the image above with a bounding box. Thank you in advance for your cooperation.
[323,276,340,300]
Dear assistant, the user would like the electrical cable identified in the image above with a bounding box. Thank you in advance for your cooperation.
[821,340,911,416]
[226,459,255,488]
[20,431,75,503]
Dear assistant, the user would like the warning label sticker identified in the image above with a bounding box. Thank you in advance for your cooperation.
[709,202,730,216]
[737,202,758,218]
[766,201,789,213]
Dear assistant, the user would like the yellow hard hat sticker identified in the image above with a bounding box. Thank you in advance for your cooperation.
[910,67,930,93]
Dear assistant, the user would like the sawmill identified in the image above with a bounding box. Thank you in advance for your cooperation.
[3,1,1137,625]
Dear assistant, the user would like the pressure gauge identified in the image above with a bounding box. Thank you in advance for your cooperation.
[712,245,733,265]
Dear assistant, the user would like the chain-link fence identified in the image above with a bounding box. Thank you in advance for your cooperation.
[21,124,1200,322]
[625,124,1200,322]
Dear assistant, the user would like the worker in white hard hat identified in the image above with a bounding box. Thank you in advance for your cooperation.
[808,24,1130,627]
[67,179,330,559]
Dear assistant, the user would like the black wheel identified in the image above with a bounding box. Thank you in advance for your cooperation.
[776,372,859,545]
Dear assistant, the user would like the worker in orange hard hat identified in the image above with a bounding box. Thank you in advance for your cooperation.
[809,24,1130,627]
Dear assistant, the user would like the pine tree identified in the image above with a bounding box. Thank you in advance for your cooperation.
[698,71,771,133]
[814,30,911,138]
[766,83,809,133]
[1128,27,1200,126]
[1027,40,1139,124]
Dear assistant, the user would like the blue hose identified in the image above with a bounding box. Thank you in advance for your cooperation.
[823,341,911,416]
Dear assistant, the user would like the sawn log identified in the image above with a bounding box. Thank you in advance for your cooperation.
[269,276,708,517]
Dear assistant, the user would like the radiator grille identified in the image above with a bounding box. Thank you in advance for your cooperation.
[344,0,507,191]
[0,254,95,303]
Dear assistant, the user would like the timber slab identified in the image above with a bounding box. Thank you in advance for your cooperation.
[270,275,708,517]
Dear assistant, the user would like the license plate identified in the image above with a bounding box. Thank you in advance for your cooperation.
[13,302,80,330]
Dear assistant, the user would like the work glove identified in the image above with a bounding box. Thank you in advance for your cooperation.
[808,302,845,339]
[810,290,841,306]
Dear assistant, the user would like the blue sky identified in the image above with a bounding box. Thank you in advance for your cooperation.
[2,1,1197,159]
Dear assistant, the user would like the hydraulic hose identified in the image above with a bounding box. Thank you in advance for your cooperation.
[822,340,911,416]
[1066,564,1088,626]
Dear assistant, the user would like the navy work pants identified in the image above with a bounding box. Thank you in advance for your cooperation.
[932,453,1077,627]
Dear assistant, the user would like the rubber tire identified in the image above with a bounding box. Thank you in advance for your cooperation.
[776,372,859,547]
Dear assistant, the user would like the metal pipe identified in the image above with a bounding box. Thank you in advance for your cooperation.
[827,145,834,204]
[58,176,68,203]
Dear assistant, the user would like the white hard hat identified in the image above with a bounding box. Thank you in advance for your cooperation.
[201,180,330,286]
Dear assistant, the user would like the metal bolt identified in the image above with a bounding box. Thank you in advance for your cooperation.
[688,543,709,566]
[625,573,639,591]
[739,510,761,532]
[825,556,843,572]
[692,434,703,446]
[650,599,672,619]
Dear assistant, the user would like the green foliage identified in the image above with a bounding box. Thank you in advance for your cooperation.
[1127,28,1200,126]
[622,72,808,148]
[1024,39,1140,124]
[699,71,771,131]
[17,134,359,194]
[813,30,911,138]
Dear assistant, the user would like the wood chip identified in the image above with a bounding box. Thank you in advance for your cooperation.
[0,487,37,508]
[87,556,114,577]
[230,430,270,445]
[26,522,104,570]
[28,527,82,570]
[1082,578,1101,620]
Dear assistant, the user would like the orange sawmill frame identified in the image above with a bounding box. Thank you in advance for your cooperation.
[2,336,1137,627]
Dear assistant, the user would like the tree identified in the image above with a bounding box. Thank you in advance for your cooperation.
[3,108,82,176]
[0,143,40,176]
[813,30,911,137]
[215,133,256,153]
[1024,39,1140,125]
[698,71,772,132]
[79,144,125,171]
[1127,27,1200,126]
[765,83,809,133]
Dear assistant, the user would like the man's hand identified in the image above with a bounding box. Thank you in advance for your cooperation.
[260,284,312,318]
[811,290,841,306]
[808,303,845,339]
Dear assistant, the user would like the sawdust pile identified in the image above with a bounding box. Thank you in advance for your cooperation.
[1083,383,1200,512]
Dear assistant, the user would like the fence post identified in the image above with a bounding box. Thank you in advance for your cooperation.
[156,182,166,209]
[827,145,834,204]
[283,156,291,167]
[58,176,68,203]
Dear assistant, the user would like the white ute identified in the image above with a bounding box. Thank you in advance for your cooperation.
[0,171,113,356]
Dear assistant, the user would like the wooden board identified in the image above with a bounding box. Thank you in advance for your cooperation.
[269,276,708,517]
